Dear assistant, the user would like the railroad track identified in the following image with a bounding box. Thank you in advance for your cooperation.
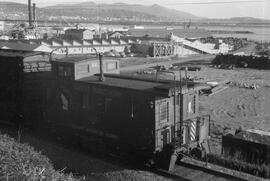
[108,151,247,181]
[163,154,267,181]
[169,162,245,181]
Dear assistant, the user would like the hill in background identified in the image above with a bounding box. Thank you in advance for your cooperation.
[1,1,270,25]
[0,1,198,22]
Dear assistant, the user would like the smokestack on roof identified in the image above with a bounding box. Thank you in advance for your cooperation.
[33,3,36,24]
[28,0,32,27]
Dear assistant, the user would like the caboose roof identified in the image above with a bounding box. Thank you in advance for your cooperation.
[77,74,205,96]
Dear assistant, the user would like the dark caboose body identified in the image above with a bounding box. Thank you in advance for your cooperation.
[0,52,210,167]
[45,57,210,158]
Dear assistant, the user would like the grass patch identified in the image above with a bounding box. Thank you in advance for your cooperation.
[0,131,173,181]
[204,154,270,178]
[0,133,80,181]
[212,54,270,69]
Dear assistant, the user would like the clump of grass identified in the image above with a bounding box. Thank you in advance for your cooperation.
[0,133,80,181]
[204,153,270,178]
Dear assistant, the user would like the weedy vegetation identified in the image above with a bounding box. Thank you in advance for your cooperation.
[0,133,81,181]
[204,154,270,178]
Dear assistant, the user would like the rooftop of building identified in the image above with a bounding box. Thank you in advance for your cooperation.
[52,55,118,64]
[77,73,206,96]
[0,42,52,52]
[0,38,136,47]
[0,51,46,58]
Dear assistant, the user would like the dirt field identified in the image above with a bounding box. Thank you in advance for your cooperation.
[190,66,270,132]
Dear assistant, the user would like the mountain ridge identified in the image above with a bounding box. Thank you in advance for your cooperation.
[43,1,199,20]
[0,1,198,21]
[1,1,270,23]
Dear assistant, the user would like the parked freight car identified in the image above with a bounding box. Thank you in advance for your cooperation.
[0,53,120,128]
[0,51,52,127]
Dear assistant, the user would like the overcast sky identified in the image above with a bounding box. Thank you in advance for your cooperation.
[1,0,270,19]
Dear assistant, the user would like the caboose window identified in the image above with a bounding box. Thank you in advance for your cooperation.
[176,94,180,105]
[60,93,69,111]
[187,95,196,115]
[91,62,99,68]
[160,102,169,123]
[193,95,196,113]
[82,94,88,109]
[105,98,112,113]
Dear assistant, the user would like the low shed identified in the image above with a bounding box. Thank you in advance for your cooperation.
[222,129,270,165]
[51,56,120,80]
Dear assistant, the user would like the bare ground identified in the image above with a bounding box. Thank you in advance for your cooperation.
[189,66,270,132]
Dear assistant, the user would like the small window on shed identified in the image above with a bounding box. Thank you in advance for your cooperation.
[107,62,117,71]
[77,64,89,74]
[91,62,99,68]
[160,102,169,123]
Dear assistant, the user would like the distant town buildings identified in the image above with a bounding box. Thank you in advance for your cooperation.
[64,28,95,40]
[0,38,136,56]
[0,20,235,57]
[107,32,125,39]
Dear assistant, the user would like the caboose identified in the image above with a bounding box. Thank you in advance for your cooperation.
[0,49,210,169]
[45,56,210,164]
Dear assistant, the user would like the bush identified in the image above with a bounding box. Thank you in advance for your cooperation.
[212,54,270,69]
[0,133,81,181]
